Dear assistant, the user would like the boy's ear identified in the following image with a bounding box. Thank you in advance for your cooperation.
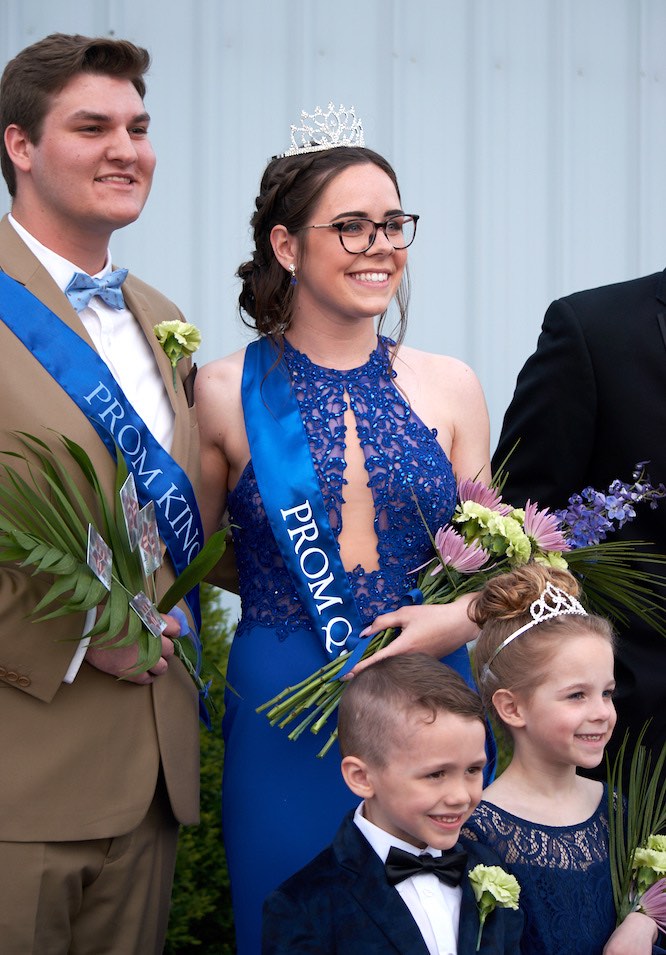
[492,688,527,728]
[341,756,375,798]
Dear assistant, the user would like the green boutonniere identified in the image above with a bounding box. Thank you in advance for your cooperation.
[154,320,202,389]
[468,864,520,950]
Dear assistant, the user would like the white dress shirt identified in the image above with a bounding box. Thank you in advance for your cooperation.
[8,215,174,681]
[354,802,461,955]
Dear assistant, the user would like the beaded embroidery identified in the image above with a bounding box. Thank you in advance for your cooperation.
[229,337,457,635]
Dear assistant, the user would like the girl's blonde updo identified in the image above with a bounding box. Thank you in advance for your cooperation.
[469,564,614,724]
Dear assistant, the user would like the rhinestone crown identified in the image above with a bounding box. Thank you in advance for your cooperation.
[276,102,365,158]
[483,582,588,677]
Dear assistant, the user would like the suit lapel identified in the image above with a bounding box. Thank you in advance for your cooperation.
[458,872,483,954]
[121,279,179,411]
[655,268,666,354]
[0,215,98,350]
[0,217,189,471]
[334,815,431,954]
[121,277,192,470]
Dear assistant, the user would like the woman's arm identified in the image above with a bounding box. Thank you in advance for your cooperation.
[348,350,490,675]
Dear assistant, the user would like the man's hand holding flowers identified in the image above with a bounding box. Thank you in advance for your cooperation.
[85,610,180,683]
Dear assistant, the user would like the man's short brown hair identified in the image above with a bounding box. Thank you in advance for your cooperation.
[0,33,150,196]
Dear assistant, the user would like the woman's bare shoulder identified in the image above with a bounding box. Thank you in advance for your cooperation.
[195,349,246,407]
[392,343,482,394]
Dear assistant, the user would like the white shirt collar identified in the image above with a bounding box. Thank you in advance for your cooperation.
[8,214,113,290]
[353,801,444,862]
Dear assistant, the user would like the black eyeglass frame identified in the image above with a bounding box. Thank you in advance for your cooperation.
[303,214,419,253]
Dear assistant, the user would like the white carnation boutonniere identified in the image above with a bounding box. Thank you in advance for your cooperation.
[154,320,202,390]
[468,864,520,951]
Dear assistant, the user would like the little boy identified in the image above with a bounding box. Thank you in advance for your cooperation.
[262,654,523,954]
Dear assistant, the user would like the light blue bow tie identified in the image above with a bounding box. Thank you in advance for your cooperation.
[64,268,128,312]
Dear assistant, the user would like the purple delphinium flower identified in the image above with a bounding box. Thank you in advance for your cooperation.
[555,464,666,548]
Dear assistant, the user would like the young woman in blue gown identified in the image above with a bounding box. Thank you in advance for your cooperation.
[196,109,493,953]
[463,564,663,955]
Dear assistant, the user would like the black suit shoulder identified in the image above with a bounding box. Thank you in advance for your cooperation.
[493,268,666,507]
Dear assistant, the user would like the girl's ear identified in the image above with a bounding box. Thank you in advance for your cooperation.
[341,756,376,799]
[492,688,527,728]
[270,224,299,272]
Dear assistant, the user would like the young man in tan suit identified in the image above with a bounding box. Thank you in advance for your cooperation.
[0,33,202,953]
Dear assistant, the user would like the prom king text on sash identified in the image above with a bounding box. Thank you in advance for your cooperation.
[84,380,202,561]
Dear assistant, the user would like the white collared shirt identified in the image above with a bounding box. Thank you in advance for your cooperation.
[8,215,175,681]
[354,802,461,955]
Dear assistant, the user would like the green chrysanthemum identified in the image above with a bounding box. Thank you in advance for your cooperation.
[154,321,202,388]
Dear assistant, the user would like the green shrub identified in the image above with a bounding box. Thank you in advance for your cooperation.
[165,584,236,953]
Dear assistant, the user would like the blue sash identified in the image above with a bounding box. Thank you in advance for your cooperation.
[242,338,368,668]
[0,271,203,632]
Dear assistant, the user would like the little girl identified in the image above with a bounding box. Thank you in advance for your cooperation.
[462,564,662,955]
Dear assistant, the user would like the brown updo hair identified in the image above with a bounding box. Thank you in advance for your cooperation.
[469,564,614,728]
[237,146,410,341]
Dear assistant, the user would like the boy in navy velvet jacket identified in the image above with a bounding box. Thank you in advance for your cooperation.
[263,654,523,954]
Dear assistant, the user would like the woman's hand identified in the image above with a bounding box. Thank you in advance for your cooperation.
[603,912,658,954]
[346,594,477,678]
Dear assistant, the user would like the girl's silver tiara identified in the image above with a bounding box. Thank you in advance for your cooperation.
[274,102,365,159]
[482,582,588,679]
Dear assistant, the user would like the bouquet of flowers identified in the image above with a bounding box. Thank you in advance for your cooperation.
[0,431,227,709]
[607,728,666,933]
[258,464,666,757]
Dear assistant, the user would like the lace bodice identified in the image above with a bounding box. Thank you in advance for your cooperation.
[229,336,457,634]
[463,791,617,955]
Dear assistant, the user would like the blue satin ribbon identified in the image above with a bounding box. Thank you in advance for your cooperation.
[335,587,426,679]
[0,271,204,643]
[242,338,366,665]
[65,268,128,312]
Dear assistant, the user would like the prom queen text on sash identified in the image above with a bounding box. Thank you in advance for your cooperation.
[280,500,355,654]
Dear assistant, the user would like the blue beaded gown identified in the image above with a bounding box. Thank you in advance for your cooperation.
[223,337,482,953]
[463,788,617,955]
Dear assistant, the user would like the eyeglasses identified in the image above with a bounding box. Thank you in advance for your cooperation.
[303,214,419,254]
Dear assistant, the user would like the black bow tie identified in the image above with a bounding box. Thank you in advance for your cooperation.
[385,846,468,887]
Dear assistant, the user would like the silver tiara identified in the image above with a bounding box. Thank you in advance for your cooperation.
[275,102,365,158]
[482,583,588,678]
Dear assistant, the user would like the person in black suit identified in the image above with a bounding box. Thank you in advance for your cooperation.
[493,272,666,775]
[262,655,523,954]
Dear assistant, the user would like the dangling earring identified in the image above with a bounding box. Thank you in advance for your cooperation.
[288,263,298,286]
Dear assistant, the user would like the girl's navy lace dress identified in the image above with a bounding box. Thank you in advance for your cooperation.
[223,337,475,953]
[463,789,617,955]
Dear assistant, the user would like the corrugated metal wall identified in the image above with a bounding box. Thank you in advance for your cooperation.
[2,0,666,443]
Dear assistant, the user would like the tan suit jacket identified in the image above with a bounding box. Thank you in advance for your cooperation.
[0,215,201,840]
